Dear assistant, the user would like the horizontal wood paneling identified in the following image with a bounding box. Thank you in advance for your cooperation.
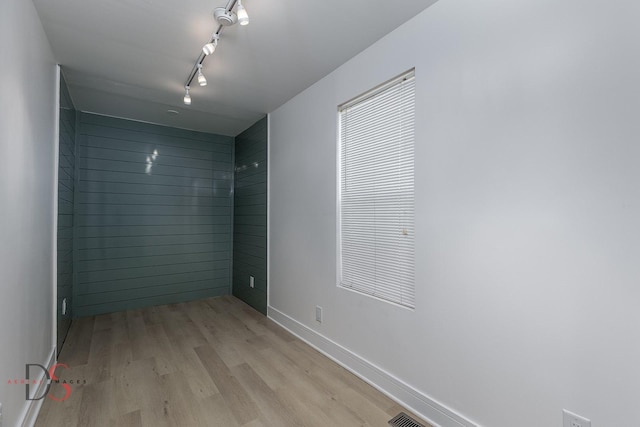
[57,72,75,351]
[77,242,222,261]
[80,169,216,186]
[78,181,231,197]
[233,117,268,314]
[79,269,229,295]
[76,251,229,272]
[233,224,267,237]
[76,233,229,249]
[76,224,230,238]
[78,261,229,284]
[233,256,267,275]
[81,135,232,162]
[77,204,230,216]
[80,145,222,169]
[76,214,229,227]
[80,192,220,206]
[75,278,228,306]
[74,113,234,316]
[72,287,228,317]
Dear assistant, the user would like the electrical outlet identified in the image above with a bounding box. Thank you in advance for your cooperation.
[62,298,67,316]
[315,306,323,323]
[249,275,255,288]
[563,409,591,427]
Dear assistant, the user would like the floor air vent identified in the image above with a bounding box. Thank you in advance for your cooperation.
[388,412,426,427]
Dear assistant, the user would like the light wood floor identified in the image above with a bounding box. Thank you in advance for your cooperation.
[36,296,429,427]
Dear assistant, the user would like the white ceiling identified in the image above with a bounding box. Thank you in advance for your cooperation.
[33,0,438,136]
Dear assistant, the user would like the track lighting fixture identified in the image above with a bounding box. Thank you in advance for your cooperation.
[214,7,238,26]
[202,35,218,56]
[182,0,251,104]
[197,64,207,86]
[236,0,249,26]
[183,86,191,105]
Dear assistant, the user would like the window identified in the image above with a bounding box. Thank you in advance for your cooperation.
[338,69,416,309]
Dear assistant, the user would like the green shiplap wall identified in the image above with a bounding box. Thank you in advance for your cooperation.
[233,117,268,314]
[57,72,76,350]
[73,113,234,317]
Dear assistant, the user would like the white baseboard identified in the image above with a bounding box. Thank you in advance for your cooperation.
[19,346,56,427]
[267,306,479,427]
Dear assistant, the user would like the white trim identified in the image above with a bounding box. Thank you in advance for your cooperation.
[267,305,480,427]
[18,346,56,427]
[335,107,342,289]
[52,65,61,353]
[338,68,415,111]
[266,114,271,309]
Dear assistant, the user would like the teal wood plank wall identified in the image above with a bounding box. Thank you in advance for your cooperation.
[232,117,267,314]
[73,113,234,316]
[57,72,76,349]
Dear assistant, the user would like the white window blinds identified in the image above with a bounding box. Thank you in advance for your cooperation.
[338,70,416,309]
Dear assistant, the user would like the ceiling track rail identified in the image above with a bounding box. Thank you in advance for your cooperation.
[183,0,239,94]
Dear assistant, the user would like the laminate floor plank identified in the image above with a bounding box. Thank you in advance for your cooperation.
[241,418,269,427]
[59,315,94,367]
[337,387,398,427]
[117,410,143,427]
[178,347,221,399]
[159,372,210,426]
[76,378,117,427]
[232,339,287,390]
[274,386,348,427]
[86,328,114,384]
[231,362,303,427]
[259,346,369,426]
[199,393,241,427]
[35,296,431,427]
[112,357,160,416]
[294,339,398,412]
[143,323,180,375]
[194,344,260,425]
[34,381,85,427]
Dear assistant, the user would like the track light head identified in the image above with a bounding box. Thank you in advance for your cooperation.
[202,43,215,55]
[237,0,249,26]
[183,86,191,105]
[197,64,207,87]
[202,35,218,56]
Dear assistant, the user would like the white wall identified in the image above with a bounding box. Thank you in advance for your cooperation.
[0,0,58,425]
[269,0,640,426]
